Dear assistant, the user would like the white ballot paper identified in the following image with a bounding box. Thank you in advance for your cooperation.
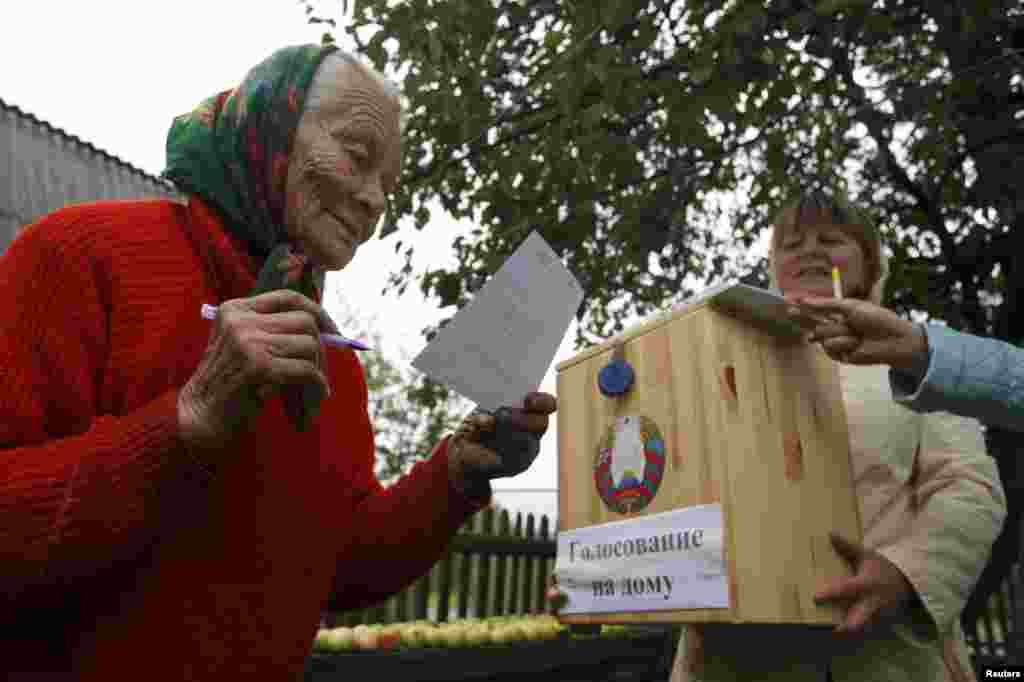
[411,231,584,412]
[661,281,820,339]
[554,505,730,615]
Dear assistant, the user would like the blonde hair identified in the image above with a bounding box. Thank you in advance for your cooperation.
[767,189,889,303]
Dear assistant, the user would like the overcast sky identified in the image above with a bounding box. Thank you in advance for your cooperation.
[2,0,599,521]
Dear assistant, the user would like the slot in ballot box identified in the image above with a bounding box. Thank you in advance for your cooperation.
[555,288,862,625]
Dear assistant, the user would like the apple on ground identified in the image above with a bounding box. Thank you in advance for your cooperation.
[466,623,491,647]
[522,619,548,642]
[313,629,332,652]
[316,614,570,651]
[425,625,448,648]
[492,622,526,645]
[540,615,564,640]
[398,623,428,648]
[352,624,380,651]
[441,623,469,647]
[326,627,355,652]
[378,625,402,650]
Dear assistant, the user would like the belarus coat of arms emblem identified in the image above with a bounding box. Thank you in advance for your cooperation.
[594,415,666,514]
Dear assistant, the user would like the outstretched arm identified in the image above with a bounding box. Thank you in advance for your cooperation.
[890,325,1024,432]
[790,296,1023,431]
[329,394,555,611]
[327,436,488,612]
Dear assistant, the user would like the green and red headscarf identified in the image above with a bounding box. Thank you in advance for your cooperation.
[164,43,340,298]
[164,43,341,430]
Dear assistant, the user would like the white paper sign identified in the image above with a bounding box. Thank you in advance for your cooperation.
[554,505,729,614]
[411,231,584,412]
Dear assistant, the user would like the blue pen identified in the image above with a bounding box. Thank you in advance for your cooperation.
[200,304,372,351]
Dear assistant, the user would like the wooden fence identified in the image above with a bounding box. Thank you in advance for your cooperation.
[325,506,557,627]
[965,562,1019,667]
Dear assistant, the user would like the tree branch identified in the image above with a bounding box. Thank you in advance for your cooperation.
[831,45,954,260]
[407,107,562,186]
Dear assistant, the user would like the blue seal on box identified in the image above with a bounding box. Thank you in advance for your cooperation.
[598,343,634,396]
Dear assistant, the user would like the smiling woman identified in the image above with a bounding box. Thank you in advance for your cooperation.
[284,52,404,272]
[768,191,886,303]
[0,43,557,682]
[666,188,1006,682]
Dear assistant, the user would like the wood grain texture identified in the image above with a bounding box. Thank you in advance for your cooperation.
[557,301,861,625]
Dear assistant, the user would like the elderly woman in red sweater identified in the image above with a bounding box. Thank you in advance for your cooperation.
[0,44,553,680]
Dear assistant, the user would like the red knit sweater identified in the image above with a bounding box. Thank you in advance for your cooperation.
[0,198,488,680]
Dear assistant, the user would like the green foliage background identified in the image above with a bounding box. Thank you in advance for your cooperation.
[320,0,1021,350]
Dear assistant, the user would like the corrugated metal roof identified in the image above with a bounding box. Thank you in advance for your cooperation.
[0,96,176,192]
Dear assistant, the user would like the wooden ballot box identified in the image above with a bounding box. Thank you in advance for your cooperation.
[555,297,862,626]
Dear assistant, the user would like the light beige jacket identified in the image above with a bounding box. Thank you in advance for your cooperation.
[669,364,1007,682]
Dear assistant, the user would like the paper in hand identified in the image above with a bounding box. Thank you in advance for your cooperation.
[684,282,826,339]
[412,231,584,412]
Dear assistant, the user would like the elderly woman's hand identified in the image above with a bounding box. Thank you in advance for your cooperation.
[178,290,338,457]
[447,392,556,497]
[786,295,930,375]
[814,533,916,636]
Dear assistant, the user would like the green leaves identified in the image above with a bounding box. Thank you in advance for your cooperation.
[814,0,869,16]
[328,0,1021,347]
[543,29,564,53]
[427,30,444,63]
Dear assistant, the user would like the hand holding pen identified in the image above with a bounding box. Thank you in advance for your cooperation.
[782,256,926,372]
[785,288,930,374]
[179,291,367,455]
[201,304,371,350]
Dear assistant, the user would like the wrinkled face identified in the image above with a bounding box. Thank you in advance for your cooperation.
[771,216,868,299]
[284,63,402,271]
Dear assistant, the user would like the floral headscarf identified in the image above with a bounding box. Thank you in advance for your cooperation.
[164,43,340,430]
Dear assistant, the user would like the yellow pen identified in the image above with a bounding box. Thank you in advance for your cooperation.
[832,266,843,299]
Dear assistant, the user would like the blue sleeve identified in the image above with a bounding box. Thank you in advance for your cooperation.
[890,325,1024,432]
